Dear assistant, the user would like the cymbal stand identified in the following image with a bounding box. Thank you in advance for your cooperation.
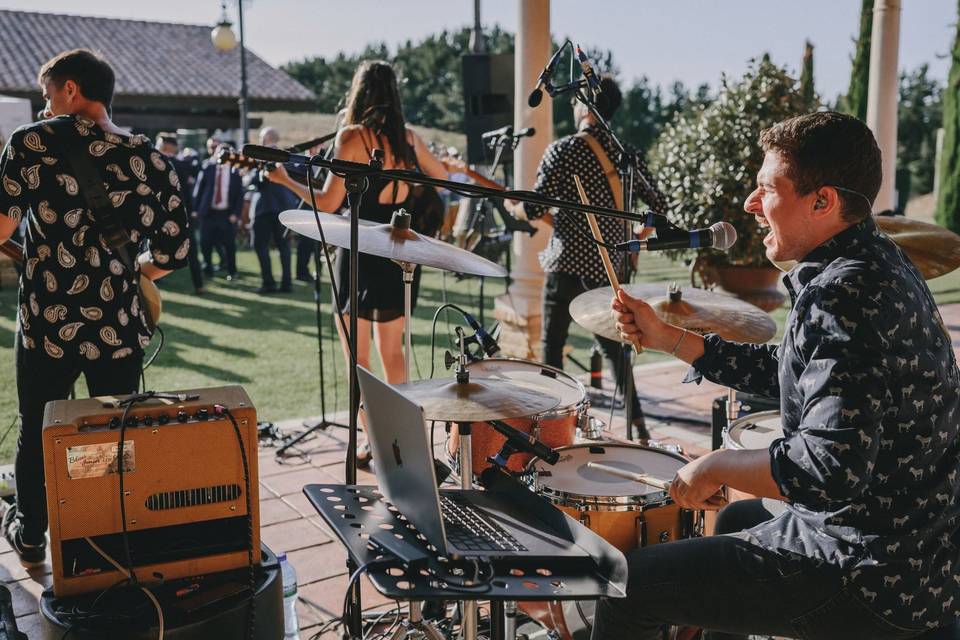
[449,331,480,640]
[388,209,418,383]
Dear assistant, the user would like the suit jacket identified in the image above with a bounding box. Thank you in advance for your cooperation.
[193,160,244,217]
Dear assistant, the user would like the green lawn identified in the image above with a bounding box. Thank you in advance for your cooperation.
[1,241,960,464]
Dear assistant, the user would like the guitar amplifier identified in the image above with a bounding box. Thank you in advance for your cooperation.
[42,386,260,596]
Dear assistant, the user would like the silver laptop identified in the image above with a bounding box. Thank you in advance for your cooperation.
[356,366,583,558]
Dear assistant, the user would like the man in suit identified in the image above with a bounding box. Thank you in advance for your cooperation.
[157,132,204,294]
[193,137,243,280]
[248,127,301,293]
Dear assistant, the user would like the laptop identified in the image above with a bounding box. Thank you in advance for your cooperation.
[356,366,584,558]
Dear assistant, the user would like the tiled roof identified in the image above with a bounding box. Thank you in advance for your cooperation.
[0,9,314,104]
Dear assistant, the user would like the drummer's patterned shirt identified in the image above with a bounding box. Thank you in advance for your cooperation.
[0,115,189,360]
[689,216,960,631]
[523,124,668,280]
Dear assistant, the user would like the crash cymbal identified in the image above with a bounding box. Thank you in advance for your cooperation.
[570,283,777,345]
[279,210,507,278]
[875,215,960,280]
[392,377,560,423]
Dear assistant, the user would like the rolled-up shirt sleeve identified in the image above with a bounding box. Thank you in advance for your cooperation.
[770,286,889,505]
[685,333,781,399]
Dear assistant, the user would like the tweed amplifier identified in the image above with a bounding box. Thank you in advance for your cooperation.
[42,386,260,596]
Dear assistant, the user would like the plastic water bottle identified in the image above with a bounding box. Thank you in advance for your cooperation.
[279,553,299,639]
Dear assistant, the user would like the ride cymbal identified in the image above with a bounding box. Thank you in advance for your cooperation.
[571,283,777,345]
[875,215,960,280]
[391,377,560,423]
[280,210,507,278]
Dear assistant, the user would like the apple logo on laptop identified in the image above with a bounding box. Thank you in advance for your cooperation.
[392,439,403,467]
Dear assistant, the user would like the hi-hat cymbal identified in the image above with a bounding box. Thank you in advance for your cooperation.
[571,283,777,345]
[391,377,560,423]
[280,210,507,278]
[875,215,960,280]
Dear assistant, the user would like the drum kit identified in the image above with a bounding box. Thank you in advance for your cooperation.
[279,208,960,640]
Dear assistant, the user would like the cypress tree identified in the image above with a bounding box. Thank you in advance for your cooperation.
[799,41,816,111]
[936,0,960,231]
[844,0,874,120]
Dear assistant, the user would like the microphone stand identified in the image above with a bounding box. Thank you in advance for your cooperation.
[242,143,648,639]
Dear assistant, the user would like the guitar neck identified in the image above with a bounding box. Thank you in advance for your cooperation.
[0,239,22,264]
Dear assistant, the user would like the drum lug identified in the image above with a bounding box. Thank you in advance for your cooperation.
[579,513,590,528]
[636,517,647,547]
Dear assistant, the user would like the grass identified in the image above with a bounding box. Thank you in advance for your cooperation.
[1,230,960,466]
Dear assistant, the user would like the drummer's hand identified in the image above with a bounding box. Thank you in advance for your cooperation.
[611,288,672,352]
[264,164,290,185]
[669,452,728,511]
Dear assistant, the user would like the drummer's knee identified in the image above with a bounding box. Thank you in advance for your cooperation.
[713,499,773,535]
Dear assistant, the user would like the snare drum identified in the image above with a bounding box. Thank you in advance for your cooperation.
[522,443,701,640]
[529,442,700,551]
[451,359,587,473]
[723,410,784,504]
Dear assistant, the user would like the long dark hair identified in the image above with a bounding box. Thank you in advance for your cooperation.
[343,60,416,167]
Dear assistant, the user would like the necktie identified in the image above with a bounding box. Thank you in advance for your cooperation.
[214,166,223,207]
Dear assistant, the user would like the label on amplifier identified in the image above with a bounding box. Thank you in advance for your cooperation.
[66,441,136,479]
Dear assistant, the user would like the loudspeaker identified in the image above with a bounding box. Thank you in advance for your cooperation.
[461,53,514,166]
[42,386,260,596]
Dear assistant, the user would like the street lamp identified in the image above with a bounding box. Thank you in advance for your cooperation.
[210,0,248,145]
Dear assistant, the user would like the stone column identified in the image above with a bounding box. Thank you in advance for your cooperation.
[866,0,901,213]
[494,0,553,359]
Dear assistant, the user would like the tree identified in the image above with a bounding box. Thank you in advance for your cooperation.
[897,65,942,201]
[936,1,960,232]
[799,40,817,111]
[651,57,808,266]
[842,0,874,120]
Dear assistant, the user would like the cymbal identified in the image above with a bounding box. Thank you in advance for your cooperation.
[570,283,777,345]
[391,377,560,423]
[875,215,960,280]
[279,210,507,278]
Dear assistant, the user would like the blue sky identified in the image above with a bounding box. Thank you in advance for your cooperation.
[1,0,955,101]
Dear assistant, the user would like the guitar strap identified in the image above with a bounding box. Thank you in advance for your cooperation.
[50,118,151,326]
[575,131,623,210]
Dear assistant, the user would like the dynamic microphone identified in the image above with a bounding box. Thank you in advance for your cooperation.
[513,127,536,138]
[462,312,500,357]
[488,420,560,465]
[242,144,310,165]
[615,221,737,252]
[528,43,568,108]
[575,45,602,98]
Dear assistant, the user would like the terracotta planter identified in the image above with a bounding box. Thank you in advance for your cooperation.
[696,262,786,312]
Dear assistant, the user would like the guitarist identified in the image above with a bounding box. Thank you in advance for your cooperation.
[0,49,189,567]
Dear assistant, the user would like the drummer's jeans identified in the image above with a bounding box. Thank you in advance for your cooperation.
[590,499,923,640]
[541,272,642,417]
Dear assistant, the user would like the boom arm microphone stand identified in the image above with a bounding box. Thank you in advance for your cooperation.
[242,143,647,638]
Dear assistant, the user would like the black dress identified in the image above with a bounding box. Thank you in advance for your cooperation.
[333,174,421,322]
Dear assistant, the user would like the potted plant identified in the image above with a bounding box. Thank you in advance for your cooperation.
[650,56,812,310]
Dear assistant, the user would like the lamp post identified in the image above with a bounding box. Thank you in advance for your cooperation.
[211,0,249,145]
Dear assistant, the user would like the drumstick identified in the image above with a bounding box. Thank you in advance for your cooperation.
[586,461,670,491]
[573,175,642,354]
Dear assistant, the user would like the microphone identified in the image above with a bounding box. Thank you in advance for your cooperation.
[488,420,560,465]
[615,221,737,252]
[462,312,501,357]
[513,127,536,138]
[575,45,602,98]
[242,144,310,165]
[481,125,513,140]
[528,43,568,108]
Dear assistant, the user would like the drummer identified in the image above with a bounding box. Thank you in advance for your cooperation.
[599,111,960,638]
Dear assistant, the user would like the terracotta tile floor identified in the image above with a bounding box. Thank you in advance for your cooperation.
[11,302,960,638]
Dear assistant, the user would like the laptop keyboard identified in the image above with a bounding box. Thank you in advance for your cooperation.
[440,493,528,553]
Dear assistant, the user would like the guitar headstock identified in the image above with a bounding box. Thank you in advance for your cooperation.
[215,147,261,170]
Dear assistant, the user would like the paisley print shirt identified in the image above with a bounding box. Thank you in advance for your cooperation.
[0,115,189,360]
[689,216,960,630]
